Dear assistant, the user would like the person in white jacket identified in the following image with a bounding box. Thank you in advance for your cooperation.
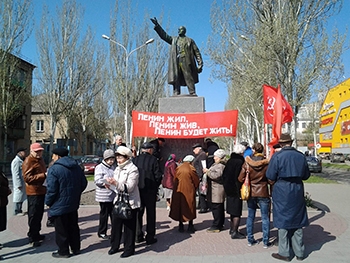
[106,146,140,258]
[94,149,116,239]
[11,147,27,215]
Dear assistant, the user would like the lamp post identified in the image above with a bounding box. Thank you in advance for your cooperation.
[102,34,154,148]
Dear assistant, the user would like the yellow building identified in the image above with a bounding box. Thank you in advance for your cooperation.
[319,78,350,154]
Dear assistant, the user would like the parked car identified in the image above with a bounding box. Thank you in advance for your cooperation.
[318,152,330,160]
[82,155,103,174]
[330,153,346,163]
[306,156,322,173]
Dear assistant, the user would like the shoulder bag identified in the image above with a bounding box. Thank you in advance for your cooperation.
[113,184,133,220]
[240,163,250,201]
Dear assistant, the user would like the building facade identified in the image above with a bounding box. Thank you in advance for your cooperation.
[319,78,350,154]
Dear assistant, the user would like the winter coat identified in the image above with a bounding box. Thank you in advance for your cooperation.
[133,152,162,193]
[162,160,177,190]
[266,146,310,229]
[205,141,219,168]
[113,160,140,209]
[11,155,27,202]
[169,162,200,222]
[222,153,245,198]
[153,24,203,87]
[193,150,207,179]
[45,156,87,217]
[238,154,270,198]
[94,161,116,203]
[206,161,225,203]
[22,155,47,196]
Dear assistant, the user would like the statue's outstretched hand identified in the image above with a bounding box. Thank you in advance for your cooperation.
[150,17,159,26]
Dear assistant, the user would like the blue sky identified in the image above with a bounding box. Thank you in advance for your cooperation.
[21,0,350,113]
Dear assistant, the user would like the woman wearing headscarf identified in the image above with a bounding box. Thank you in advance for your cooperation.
[162,154,177,211]
[106,146,140,258]
[203,149,226,232]
[222,144,246,239]
[94,149,117,239]
[169,155,200,233]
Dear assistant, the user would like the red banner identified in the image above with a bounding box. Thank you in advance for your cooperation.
[263,84,294,124]
[132,110,239,138]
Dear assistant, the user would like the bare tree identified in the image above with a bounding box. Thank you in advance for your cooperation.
[0,0,33,161]
[107,0,167,146]
[35,0,106,153]
[208,0,346,145]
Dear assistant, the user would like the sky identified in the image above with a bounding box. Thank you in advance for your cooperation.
[20,0,350,113]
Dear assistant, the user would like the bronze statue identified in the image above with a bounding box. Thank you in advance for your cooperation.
[151,17,203,96]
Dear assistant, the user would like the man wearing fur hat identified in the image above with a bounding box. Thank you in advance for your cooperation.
[266,133,310,262]
[45,147,87,258]
[22,143,47,247]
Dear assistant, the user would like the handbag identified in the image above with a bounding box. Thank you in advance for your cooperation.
[199,173,208,195]
[113,184,133,220]
[240,163,250,201]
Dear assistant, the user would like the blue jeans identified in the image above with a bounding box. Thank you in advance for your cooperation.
[246,197,270,244]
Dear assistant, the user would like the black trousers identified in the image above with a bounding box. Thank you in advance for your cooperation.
[27,195,45,242]
[136,191,157,242]
[54,210,80,255]
[110,208,138,254]
[98,202,113,236]
[211,202,225,229]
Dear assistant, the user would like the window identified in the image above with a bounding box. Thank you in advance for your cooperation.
[302,122,306,129]
[36,120,44,132]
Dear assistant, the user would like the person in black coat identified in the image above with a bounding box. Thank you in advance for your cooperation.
[0,171,11,260]
[45,148,87,258]
[222,144,246,239]
[133,142,162,245]
[204,138,219,168]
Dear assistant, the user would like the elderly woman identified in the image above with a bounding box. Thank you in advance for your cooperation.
[222,144,246,239]
[203,149,226,232]
[106,146,140,258]
[94,149,117,240]
[169,155,200,233]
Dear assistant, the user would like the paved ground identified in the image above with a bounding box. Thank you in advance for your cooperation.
[1,170,350,262]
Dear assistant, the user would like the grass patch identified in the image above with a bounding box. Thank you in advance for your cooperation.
[86,175,94,181]
[322,163,350,171]
[306,175,337,184]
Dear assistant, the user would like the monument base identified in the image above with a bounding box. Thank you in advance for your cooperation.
[158,96,206,165]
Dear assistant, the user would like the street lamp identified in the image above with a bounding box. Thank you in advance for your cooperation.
[102,34,154,148]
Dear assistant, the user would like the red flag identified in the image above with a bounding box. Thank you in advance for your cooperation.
[268,85,283,150]
[263,84,294,124]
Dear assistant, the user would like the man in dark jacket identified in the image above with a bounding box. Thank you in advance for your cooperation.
[45,148,87,258]
[204,138,219,168]
[133,142,162,245]
[266,133,310,262]
[150,17,203,96]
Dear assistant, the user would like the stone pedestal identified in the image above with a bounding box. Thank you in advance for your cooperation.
[158,96,206,163]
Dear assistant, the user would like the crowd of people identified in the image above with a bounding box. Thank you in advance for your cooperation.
[1,133,310,261]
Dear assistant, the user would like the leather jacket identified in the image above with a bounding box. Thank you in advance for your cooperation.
[238,154,270,198]
[22,155,47,196]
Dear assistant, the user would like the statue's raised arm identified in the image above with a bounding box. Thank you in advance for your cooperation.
[150,17,203,96]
